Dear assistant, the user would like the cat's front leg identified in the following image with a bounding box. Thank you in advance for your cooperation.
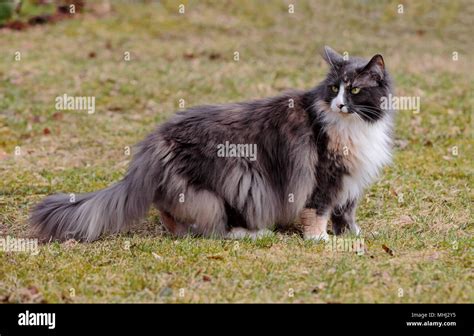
[300,208,330,242]
[331,199,360,236]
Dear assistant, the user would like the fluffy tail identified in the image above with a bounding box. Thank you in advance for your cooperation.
[30,147,156,242]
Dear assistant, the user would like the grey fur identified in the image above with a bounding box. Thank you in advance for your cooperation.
[30,141,157,242]
[30,46,394,242]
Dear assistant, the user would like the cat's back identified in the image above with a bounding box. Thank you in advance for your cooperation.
[158,90,313,143]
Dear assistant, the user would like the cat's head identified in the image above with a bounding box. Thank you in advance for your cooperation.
[317,46,393,123]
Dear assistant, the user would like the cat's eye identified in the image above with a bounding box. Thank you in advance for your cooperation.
[351,87,361,94]
[331,85,339,93]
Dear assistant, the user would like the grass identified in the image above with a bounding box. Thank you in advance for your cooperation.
[0,0,472,303]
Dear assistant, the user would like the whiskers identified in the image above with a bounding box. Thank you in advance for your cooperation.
[351,104,383,122]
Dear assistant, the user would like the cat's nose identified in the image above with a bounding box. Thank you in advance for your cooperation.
[338,104,349,113]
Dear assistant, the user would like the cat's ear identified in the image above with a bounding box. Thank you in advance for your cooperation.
[360,54,385,80]
[322,46,344,68]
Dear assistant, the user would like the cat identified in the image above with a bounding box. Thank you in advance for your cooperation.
[30,46,395,242]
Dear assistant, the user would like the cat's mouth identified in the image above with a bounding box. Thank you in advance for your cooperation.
[316,100,355,118]
[340,109,355,115]
[339,111,353,118]
[339,105,349,113]
[336,107,355,116]
[330,103,354,115]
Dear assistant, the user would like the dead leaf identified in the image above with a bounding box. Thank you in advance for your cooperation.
[311,282,326,294]
[448,126,461,136]
[62,239,78,248]
[28,286,39,295]
[208,52,221,60]
[373,271,391,282]
[394,139,409,149]
[428,252,440,261]
[97,260,112,267]
[415,29,426,36]
[382,244,394,256]
[183,51,195,59]
[0,150,9,161]
[61,292,74,303]
[108,106,123,112]
[152,252,163,261]
[90,1,112,16]
[207,255,224,260]
[52,112,63,121]
[4,20,28,31]
[397,215,414,226]
[28,15,52,26]
[18,286,44,303]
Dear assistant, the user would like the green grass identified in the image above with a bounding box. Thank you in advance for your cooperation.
[0,0,472,303]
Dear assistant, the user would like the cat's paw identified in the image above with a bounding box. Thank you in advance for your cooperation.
[226,228,273,240]
[332,222,361,236]
[304,231,330,242]
[349,222,361,236]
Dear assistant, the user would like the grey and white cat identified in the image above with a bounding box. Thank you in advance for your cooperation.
[30,46,395,242]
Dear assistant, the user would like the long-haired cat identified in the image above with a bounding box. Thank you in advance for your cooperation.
[30,46,394,242]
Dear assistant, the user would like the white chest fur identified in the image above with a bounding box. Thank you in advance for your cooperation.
[324,115,393,206]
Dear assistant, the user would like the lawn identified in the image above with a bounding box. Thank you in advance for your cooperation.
[0,0,472,303]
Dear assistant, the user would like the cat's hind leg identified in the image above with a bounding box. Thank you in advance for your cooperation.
[159,210,190,237]
[226,227,273,240]
[161,187,228,238]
